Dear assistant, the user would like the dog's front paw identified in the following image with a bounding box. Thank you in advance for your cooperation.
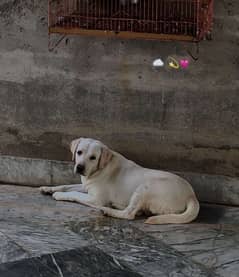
[52,192,64,201]
[39,186,54,195]
[100,207,110,216]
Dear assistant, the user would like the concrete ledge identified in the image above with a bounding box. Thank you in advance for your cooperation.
[0,155,80,187]
[177,172,239,206]
[0,155,239,206]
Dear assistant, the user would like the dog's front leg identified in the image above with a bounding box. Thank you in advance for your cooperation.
[52,191,101,209]
[40,184,87,194]
[101,185,144,220]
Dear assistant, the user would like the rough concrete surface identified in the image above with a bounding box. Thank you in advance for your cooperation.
[0,0,238,177]
[1,184,239,276]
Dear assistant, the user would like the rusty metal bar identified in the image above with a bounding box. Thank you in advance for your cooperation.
[50,26,196,41]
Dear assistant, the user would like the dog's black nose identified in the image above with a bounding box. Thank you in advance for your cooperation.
[76,164,85,174]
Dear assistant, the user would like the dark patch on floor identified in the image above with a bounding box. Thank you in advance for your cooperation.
[196,204,226,224]
[66,218,215,277]
[0,246,140,277]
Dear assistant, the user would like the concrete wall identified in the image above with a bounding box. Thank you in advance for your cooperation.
[0,0,238,177]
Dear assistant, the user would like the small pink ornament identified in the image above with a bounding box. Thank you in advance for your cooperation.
[180,59,189,69]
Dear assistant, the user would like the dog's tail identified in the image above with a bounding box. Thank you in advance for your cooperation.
[145,197,200,224]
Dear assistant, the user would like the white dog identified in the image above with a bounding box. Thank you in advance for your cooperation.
[40,138,199,224]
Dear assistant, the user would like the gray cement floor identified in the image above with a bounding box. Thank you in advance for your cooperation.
[0,185,239,276]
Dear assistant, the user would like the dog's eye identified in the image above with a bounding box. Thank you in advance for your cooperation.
[90,156,96,161]
[77,150,82,155]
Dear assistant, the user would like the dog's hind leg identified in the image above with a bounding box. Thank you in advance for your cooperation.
[145,197,199,224]
[101,185,145,220]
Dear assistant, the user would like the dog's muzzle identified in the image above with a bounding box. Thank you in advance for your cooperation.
[76,164,85,175]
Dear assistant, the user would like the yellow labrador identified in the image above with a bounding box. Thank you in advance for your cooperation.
[40,138,199,224]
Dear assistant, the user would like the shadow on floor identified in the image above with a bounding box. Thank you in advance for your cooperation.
[196,204,226,224]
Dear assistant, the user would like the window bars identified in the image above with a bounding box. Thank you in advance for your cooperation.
[48,0,213,43]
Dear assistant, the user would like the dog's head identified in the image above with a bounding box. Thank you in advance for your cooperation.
[70,138,113,178]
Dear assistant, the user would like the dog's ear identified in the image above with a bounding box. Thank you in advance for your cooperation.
[70,138,81,161]
[99,146,113,169]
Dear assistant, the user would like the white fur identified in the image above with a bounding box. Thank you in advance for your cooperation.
[40,138,199,224]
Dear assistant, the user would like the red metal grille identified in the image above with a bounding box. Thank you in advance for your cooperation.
[48,0,213,42]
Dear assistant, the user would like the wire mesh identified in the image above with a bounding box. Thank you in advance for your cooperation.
[49,0,213,41]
